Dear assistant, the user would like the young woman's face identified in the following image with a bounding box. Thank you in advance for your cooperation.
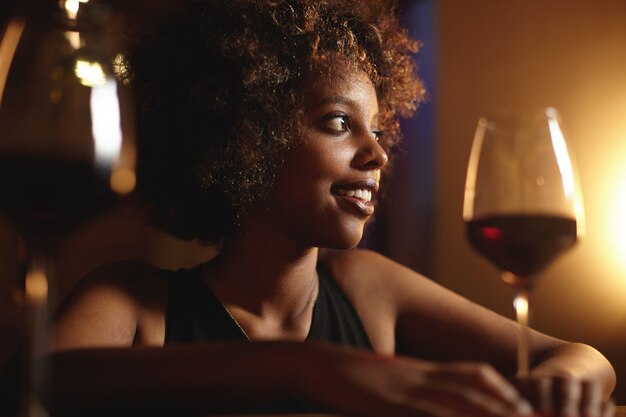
[265,67,388,250]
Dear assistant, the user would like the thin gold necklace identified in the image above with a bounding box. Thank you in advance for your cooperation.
[203,263,320,342]
[220,303,251,341]
[201,262,252,341]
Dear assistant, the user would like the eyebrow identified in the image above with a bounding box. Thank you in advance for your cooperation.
[313,95,356,108]
[312,92,380,125]
[312,95,379,119]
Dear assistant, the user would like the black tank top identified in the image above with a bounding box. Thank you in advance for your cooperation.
[164,263,373,413]
[165,264,372,348]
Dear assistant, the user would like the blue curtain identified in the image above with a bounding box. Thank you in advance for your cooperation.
[364,0,438,278]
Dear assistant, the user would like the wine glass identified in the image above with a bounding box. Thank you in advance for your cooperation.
[0,0,135,414]
[463,107,584,377]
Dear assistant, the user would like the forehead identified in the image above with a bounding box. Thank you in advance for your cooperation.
[301,67,379,113]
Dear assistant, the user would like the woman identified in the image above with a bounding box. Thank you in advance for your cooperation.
[47,0,616,416]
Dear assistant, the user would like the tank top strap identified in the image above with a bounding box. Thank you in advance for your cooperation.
[164,265,247,344]
[307,264,373,350]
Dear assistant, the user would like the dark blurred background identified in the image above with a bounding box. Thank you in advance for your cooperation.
[1,0,625,403]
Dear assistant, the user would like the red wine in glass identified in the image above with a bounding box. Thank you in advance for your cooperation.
[463,108,584,377]
[466,214,577,288]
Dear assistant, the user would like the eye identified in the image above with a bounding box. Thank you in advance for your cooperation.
[322,114,349,134]
[372,129,383,142]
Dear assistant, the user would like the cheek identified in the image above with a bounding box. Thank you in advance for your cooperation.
[270,139,357,221]
[308,141,353,174]
[283,142,348,184]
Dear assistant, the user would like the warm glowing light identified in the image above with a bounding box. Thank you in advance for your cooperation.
[90,78,123,165]
[463,117,488,220]
[110,168,136,195]
[75,59,106,86]
[64,31,81,49]
[113,53,130,84]
[25,268,48,303]
[64,0,79,20]
[606,164,626,274]
[546,108,575,198]
[63,0,89,20]
[546,108,586,236]
[513,291,529,378]
[0,18,26,109]
[513,293,529,318]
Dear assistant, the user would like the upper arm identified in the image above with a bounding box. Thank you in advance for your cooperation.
[325,249,565,374]
[50,261,167,352]
[388,255,565,373]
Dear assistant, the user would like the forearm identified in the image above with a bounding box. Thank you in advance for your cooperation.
[530,342,616,399]
[46,341,306,416]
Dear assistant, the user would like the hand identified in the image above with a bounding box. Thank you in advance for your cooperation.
[516,375,615,417]
[297,344,534,417]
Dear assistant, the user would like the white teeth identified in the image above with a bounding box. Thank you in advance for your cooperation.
[336,188,372,202]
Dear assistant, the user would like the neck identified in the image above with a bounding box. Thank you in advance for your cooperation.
[205,219,320,321]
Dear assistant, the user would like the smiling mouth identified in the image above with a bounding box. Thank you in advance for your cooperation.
[331,180,378,216]
[335,188,373,202]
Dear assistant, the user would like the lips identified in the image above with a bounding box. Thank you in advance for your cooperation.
[335,188,373,202]
[331,179,378,216]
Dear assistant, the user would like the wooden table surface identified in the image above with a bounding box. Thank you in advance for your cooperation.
[213,406,626,417]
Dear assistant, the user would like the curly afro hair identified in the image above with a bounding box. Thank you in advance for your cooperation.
[121,0,424,244]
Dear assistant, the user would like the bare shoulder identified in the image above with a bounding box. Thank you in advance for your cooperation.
[58,260,170,315]
[319,249,518,359]
[320,248,430,301]
[52,260,171,351]
[319,249,427,353]
[321,248,488,311]
[321,251,561,367]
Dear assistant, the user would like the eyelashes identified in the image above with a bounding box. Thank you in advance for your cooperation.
[320,114,382,142]
[322,114,348,133]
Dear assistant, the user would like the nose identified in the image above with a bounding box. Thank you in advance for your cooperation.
[352,131,389,171]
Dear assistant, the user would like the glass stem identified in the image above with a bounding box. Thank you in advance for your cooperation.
[22,248,51,417]
[513,288,530,378]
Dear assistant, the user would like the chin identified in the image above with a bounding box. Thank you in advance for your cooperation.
[315,227,364,251]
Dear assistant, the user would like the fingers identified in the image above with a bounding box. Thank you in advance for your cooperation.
[601,399,615,417]
[440,363,531,413]
[556,378,582,417]
[415,362,533,417]
[438,362,533,414]
[517,376,613,417]
[581,381,602,417]
[519,378,554,416]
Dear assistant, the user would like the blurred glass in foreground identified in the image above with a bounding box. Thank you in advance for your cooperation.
[0,0,135,415]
